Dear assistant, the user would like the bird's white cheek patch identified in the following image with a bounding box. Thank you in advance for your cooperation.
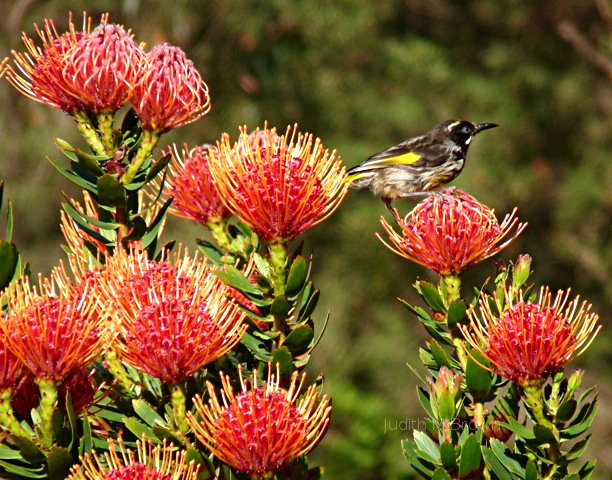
[465,137,472,145]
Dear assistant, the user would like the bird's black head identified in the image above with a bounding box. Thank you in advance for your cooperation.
[435,119,498,153]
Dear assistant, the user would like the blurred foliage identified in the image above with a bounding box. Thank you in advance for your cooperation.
[0,0,609,478]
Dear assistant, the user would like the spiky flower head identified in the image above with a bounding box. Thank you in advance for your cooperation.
[0,338,24,391]
[0,273,108,383]
[64,23,144,113]
[378,188,526,276]
[93,248,246,383]
[131,44,211,132]
[68,435,199,480]
[460,286,600,385]
[187,364,331,477]
[1,12,106,112]
[162,144,230,225]
[210,124,349,243]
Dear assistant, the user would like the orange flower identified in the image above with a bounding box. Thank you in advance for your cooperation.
[210,124,349,243]
[378,188,526,275]
[187,365,331,477]
[460,287,600,385]
[130,44,211,132]
[0,274,108,382]
[94,248,246,383]
[68,435,199,480]
[163,144,229,225]
[1,12,106,112]
[64,23,144,113]
[0,338,24,391]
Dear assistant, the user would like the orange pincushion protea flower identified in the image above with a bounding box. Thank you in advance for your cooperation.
[0,339,24,391]
[460,287,600,385]
[130,44,211,132]
[93,248,246,383]
[162,144,229,225]
[378,188,526,276]
[210,124,349,243]
[187,365,331,477]
[64,23,144,113]
[68,435,199,480]
[0,274,108,382]
[1,12,106,112]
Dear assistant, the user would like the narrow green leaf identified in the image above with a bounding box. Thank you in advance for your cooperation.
[196,239,224,266]
[62,202,118,230]
[270,295,291,317]
[0,444,24,460]
[566,435,591,461]
[122,416,155,439]
[498,417,535,439]
[562,400,597,437]
[489,439,524,476]
[413,430,441,464]
[440,442,456,471]
[48,155,98,191]
[271,347,293,376]
[285,256,308,295]
[241,332,272,361]
[133,399,165,427]
[297,288,319,322]
[447,300,468,331]
[214,265,262,295]
[402,439,436,478]
[0,458,46,478]
[283,326,314,355]
[417,386,435,419]
[5,200,14,241]
[417,281,445,312]
[432,469,452,480]
[525,460,538,480]
[252,253,269,276]
[9,435,45,464]
[481,446,512,480]
[556,399,577,422]
[578,459,596,479]
[97,174,127,208]
[80,415,92,456]
[146,151,172,181]
[123,216,147,241]
[0,241,18,290]
[428,340,451,368]
[47,447,75,480]
[458,434,481,479]
[465,351,492,401]
[152,425,181,445]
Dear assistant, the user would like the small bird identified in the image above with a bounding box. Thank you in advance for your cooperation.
[347,119,498,214]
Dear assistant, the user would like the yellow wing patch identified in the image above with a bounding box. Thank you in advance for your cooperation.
[389,151,421,165]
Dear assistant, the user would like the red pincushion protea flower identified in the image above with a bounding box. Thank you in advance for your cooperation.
[94,248,246,383]
[0,338,24,391]
[130,44,211,132]
[68,435,199,480]
[187,365,331,477]
[378,188,526,276]
[210,124,349,243]
[1,12,105,112]
[460,287,600,385]
[64,23,144,113]
[163,144,229,225]
[0,275,108,382]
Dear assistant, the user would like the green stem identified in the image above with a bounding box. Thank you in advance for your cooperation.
[0,388,27,437]
[73,110,107,157]
[97,111,116,155]
[269,242,288,297]
[452,337,468,372]
[207,217,232,252]
[171,384,188,434]
[35,378,58,448]
[114,206,130,246]
[473,401,485,428]
[442,274,461,304]
[523,382,560,479]
[105,351,134,393]
[122,129,160,185]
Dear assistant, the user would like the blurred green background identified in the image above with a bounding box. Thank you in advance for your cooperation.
[0,1,610,478]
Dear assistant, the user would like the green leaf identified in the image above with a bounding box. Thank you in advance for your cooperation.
[578,459,596,479]
[0,444,24,460]
[75,150,105,176]
[62,201,118,230]
[432,469,452,480]
[123,216,147,241]
[413,430,441,464]
[196,239,224,266]
[533,425,557,444]
[47,447,75,480]
[146,151,172,181]
[525,460,537,480]
[241,332,272,361]
[133,399,165,427]
[481,447,512,480]
[97,174,127,208]
[440,441,456,471]
[9,435,45,464]
[123,416,155,439]
[465,351,492,401]
[48,155,97,191]
[498,417,535,439]
[489,439,524,476]
[417,386,435,419]
[0,458,46,478]
[80,415,92,456]
[556,399,577,422]
[283,326,314,355]
[285,256,308,296]
[253,253,270,276]
[428,340,451,368]
[271,295,291,317]
[402,439,436,478]
[447,300,468,331]
[0,240,18,290]
[417,281,445,312]
[297,288,319,322]
[566,435,591,461]
[214,265,262,295]
[151,425,181,445]
[458,434,481,479]
[271,347,293,376]
[141,198,172,249]
[562,399,598,438]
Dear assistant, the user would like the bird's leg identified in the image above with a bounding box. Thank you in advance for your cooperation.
[383,197,401,223]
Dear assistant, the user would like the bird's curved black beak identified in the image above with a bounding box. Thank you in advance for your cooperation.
[474,123,498,134]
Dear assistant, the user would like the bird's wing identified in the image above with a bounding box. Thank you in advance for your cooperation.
[347,140,423,178]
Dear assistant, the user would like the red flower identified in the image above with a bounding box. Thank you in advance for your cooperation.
[210,124,349,243]
[187,365,331,477]
[163,144,230,225]
[460,287,601,385]
[0,275,107,383]
[94,248,246,383]
[130,44,211,132]
[64,23,144,113]
[1,12,106,112]
[378,188,526,276]
[68,435,199,480]
[0,338,24,391]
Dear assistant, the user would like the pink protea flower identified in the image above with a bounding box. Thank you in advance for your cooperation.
[68,435,199,480]
[378,188,527,276]
[130,44,211,132]
[0,275,108,383]
[1,12,105,112]
[163,144,230,225]
[460,287,600,385]
[64,23,144,113]
[187,365,331,477]
[93,248,246,383]
[210,124,349,244]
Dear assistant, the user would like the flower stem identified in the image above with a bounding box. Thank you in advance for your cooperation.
[97,111,116,155]
[122,129,160,185]
[442,274,461,303]
[105,351,134,393]
[0,389,27,437]
[73,110,108,157]
[269,242,288,297]
[35,378,58,448]
[171,384,189,434]
[207,217,232,252]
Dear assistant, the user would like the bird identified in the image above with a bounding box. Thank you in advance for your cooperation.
[346,119,498,215]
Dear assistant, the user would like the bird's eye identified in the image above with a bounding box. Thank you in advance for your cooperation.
[461,126,472,135]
